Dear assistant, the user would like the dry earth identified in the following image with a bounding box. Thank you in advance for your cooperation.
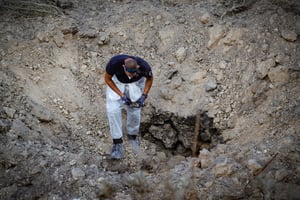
[0,0,300,199]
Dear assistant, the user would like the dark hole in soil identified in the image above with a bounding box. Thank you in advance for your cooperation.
[140,109,223,156]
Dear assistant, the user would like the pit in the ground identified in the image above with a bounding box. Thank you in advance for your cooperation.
[140,110,223,156]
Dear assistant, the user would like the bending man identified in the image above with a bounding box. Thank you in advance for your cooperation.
[104,54,153,159]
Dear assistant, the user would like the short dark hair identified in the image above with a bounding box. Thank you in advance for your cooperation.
[124,59,137,69]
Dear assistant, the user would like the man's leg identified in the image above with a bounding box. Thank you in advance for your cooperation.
[126,106,141,153]
[106,98,124,159]
[126,78,145,153]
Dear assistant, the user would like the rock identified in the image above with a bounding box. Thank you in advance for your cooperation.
[280,30,297,42]
[169,75,182,89]
[247,159,262,172]
[71,168,85,180]
[207,25,227,49]
[205,80,217,92]
[213,158,234,177]
[53,35,64,48]
[199,148,213,168]
[79,30,97,38]
[36,31,50,43]
[159,87,174,100]
[57,0,73,9]
[167,61,176,66]
[223,28,244,46]
[190,71,206,84]
[175,47,187,63]
[267,65,290,84]
[96,141,111,155]
[149,124,177,148]
[11,119,30,136]
[30,165,42,175]
[226,113,237,128]
[98,32,110,45]
[27,99,55,123]
[69,160,77,166]
[3,107,16,118]
[215,144,227,154]
[199,12,211,24]
[88,179,97,187]
[256,58,276,79]
[142,154,162,171]
[156,151,167,162]
[61,26,78,35]
[141,155,155,170]
[275,52,286,64]
[219,60,227,69]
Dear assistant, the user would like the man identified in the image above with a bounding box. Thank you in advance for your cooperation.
[104,54,153,159]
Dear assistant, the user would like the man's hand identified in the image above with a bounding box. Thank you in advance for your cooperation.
[137,94,147,107]
[121,96,132,105]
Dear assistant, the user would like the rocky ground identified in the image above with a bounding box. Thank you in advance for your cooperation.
[0,0,299,199]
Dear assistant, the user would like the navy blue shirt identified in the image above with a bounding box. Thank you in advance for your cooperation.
[105,54,152,83]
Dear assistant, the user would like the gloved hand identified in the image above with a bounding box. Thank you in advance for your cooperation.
[121,95,132,105]
[137,94,147,107]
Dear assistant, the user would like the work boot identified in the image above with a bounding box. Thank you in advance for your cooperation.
[110,143,124,160]
[129,138,140,154]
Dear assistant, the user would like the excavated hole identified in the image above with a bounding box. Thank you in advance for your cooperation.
[140,109,223,156]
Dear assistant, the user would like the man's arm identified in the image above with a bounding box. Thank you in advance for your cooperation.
[143,76,153,96]
[104,72,124,97]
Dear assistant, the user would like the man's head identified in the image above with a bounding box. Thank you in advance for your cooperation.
[124,58,138,73]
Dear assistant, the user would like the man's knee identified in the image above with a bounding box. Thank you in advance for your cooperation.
[106,101,122,113]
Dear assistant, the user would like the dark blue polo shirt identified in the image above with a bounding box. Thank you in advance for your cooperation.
[105,54,152,83]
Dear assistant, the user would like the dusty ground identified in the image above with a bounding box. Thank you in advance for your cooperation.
[0,0,300,199]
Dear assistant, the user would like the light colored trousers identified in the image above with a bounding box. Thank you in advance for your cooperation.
[106,76,145,139]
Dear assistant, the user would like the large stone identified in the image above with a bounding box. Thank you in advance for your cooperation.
[199,148,213,168]
[53,35,64,48]
[71,168,85,180]
[256,58,276,79]
[223,28,245,46]
[280,30,297,42]
[190,71,206,84]
[205,80,217,92]
[149,124,177,148]
[98,32,110,45]
[207,25,227,49]
[159,87,174,100]
[3,107,16,118]
[36,31,50,43]
[213,158,234,177]
[199,12,212,24]
[27,99,55,122]
[175,47,187,63]
[267,65,290,84]
[61,25,78,35]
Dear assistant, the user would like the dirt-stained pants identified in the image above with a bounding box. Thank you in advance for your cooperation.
[106,77,145,139]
